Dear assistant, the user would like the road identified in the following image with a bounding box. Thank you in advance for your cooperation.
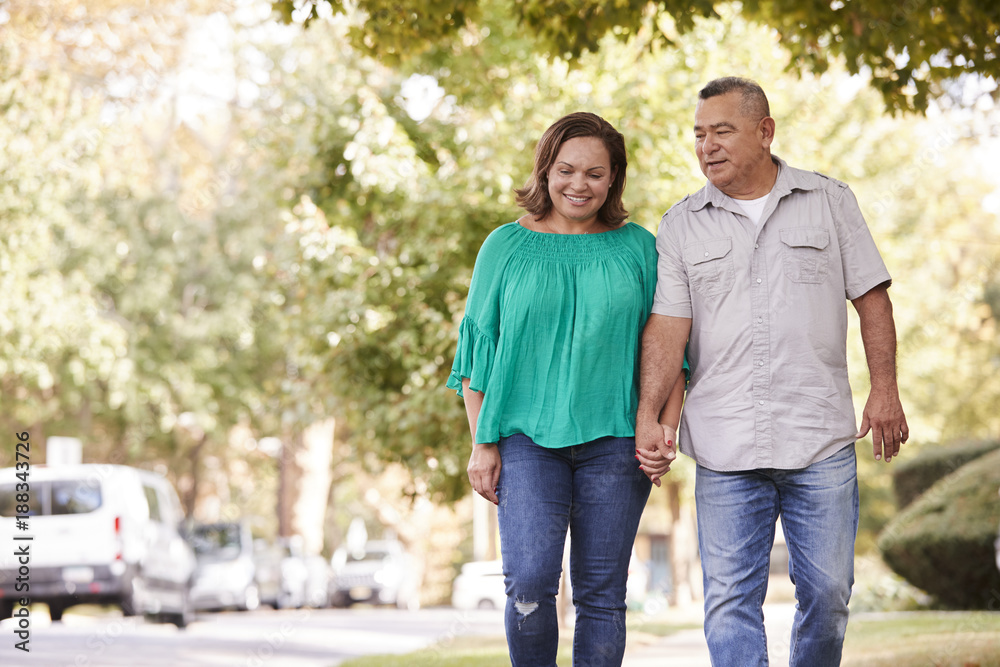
[0,605,506,666]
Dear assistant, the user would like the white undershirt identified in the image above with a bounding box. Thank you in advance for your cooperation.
[735,192,771,225]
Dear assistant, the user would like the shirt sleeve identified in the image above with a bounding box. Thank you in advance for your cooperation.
[631,223,659,317]
[446,227,510,397]
[651,207,693,318]
[833,184,892,300]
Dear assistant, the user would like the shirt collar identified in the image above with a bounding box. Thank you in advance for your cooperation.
[688,156,820,213]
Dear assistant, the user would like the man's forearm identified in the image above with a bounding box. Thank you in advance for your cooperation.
[638,314,691,423]
[852,286,898,390]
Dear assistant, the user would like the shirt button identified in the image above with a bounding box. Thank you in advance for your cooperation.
[758,400,765,405]
[704,252,709,257]
[757,317,763,323]
[754,243,759,249]
[759,360,765,366]
[756,278,762,284]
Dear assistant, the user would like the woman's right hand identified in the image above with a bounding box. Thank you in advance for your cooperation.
[468,442,501,505]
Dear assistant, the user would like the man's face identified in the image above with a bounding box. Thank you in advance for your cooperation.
[694,91,773,199]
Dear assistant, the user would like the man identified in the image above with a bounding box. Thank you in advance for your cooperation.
[635,77,908,666]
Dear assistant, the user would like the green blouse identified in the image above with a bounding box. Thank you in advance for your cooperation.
[447,221,659,448]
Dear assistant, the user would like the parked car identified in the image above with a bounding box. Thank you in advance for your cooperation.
[330,539,419,609]
[0,464,195,627]
[189,521,259,612]
[254,536,309,609]
[451,552,649,611]
[302,555,331,608]
[451,559,506,610]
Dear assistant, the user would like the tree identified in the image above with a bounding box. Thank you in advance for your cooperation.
[275,0,1000,112]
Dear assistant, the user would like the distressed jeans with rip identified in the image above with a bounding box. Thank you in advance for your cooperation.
[497,433,651,667]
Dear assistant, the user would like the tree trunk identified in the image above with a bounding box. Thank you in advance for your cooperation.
[667,480,700,606]
[279,418,336,555]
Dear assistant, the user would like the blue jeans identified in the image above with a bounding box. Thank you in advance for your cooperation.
[695,444,859,667]
[497,433,651,667]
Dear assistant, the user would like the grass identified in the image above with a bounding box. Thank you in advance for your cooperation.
[338,609,1000,667]
[842,611,1000,667]
[336,635,571,667]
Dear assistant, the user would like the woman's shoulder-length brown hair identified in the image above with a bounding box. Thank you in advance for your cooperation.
[514,112,629,228]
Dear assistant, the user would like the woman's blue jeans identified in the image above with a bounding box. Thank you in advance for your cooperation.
[695,443,859,667]
[497,433,651,667]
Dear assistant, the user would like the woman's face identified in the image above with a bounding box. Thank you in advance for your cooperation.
[544,136,614,228]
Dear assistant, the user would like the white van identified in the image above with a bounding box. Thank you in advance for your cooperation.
[0,464,196,626]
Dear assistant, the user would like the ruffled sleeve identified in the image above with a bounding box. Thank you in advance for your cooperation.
[446,224,515,397]
[448,316,498,396]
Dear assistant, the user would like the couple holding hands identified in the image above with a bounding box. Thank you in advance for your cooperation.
[448,76,908,667]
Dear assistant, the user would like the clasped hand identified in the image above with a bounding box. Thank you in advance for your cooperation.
[635,419,677,488]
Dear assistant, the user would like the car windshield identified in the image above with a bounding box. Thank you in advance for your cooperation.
[346,550,389,563]
[191,524,243,558]
[51,480,102,514]
[0,480,101,517]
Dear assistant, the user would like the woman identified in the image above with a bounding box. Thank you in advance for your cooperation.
[447,112,672,665]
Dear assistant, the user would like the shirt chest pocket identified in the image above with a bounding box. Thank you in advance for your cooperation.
[684,237,734,297]
[780,228,830,284]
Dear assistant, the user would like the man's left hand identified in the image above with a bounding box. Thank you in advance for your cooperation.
[857,386,908,462]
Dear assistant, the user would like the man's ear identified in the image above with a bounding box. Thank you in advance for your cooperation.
[759,116,776,149]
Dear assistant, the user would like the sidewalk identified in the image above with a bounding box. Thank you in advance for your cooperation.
[622,602,798,667]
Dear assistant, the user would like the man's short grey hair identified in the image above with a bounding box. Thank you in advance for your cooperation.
[699,77,770,121]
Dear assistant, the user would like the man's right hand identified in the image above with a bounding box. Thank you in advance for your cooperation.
[635,417,676,487]
[467,442,501,504]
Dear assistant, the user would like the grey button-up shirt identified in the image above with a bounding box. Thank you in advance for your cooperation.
[653,157,891,471]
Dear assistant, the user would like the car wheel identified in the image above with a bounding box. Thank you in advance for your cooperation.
[240,585,260,612]
[48,602,67,622]
[120,574,142,617]
[477,599,496,610]
[167,589,193,629]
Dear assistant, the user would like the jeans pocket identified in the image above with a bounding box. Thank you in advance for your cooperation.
[685,237,735,297]
[780,227,830,284]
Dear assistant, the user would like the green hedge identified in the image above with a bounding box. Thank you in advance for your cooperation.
[878,447,1000,609]
[890,439,1000,509]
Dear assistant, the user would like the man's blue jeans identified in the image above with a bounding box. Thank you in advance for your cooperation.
[695,444,859,667]
[497,433,651,667]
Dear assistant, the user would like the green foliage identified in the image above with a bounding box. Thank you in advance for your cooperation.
[276,0,1000,112]
[0,37,129,438]
[891,439,1000,509]
[877,447,1000,609]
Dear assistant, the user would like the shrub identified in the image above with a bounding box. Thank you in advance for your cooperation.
[890,439,1000,509]
[877,447,1000,609]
